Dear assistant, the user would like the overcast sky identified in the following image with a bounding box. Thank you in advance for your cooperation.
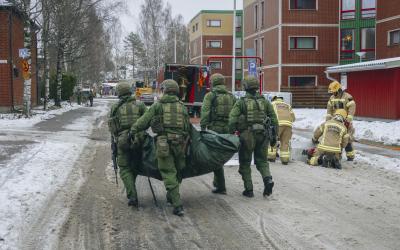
[120,0,243,36]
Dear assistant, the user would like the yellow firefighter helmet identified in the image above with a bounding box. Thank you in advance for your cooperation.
[334,109,347,119]
[328,81,342,94]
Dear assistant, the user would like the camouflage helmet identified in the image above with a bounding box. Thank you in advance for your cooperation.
[162,79,180,94]
[210,73,225,87]
[242,76,260,91]
[116,82,132,97]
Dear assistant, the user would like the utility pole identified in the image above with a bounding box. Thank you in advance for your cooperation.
[231,0,236,93]
[174,30,177,63]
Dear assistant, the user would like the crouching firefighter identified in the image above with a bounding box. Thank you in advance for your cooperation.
[307,109,350,169]
[108,82,146,207]
[267,95,295,165]
[228,76,278,198]
[200,73,235,195]
[327,81,356,161]
[131,79,190,217]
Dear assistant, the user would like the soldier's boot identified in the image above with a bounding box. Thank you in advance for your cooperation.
[263,176,274,197]
[128,197,138,207]
[212,169,227,195]
[242,190,254,198]
[166,194,172,206]
[173,206,184,217]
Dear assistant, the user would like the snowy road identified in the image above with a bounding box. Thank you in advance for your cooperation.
[1,100,400,250]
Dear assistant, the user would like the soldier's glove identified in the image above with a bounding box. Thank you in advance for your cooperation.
[111,141,117,153]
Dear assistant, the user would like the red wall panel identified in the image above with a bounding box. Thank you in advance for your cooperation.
[347,68,400,119]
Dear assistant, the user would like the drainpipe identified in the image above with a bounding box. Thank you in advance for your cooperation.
[8,10,15,111]
[325,70,338,82]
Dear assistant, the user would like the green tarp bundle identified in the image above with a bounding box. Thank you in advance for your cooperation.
[134,125,240,180]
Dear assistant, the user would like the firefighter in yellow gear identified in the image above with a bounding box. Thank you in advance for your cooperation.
[267,96,295,165]
[327,81,356,161]
[308,109,350,169]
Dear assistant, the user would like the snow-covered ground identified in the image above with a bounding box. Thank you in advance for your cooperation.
[293,108,400,146]
[0,100,109,250]
[0,102,80,129]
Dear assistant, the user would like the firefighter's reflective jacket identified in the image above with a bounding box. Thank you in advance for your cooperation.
[271,99,295,127]
[326,92,356,121]
[312,119,350,153]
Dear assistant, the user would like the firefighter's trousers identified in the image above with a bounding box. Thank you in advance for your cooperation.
[268,125,292,164]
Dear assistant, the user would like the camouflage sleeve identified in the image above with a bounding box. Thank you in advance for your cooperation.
[228,100,243,133]
[131,103,158,133]
[313,122,325,142]
[346,94,356,121]
[200,92,213,129]
[138,101,147,116]
[265,100,278,127]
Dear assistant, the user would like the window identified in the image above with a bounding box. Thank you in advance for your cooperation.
[341,0,355,19]
[235,59,242,70]
[261,37,264,60]
[209,61,222,69]
[254,39,258,56]
[235,15,242,32]
[290,0,317,10]
[389,30,400,46]
[289,37,316,50]
[361,0,376,18]
[192,26,195,33]
[236,37,242,49]
[254,4,258,30]
[341,29,355,59]
[361,28,375,60]
[261,1,265,27]
[289,76,316,87]
[206,40,222,48]
[196,23,198,31]
[207,20,221,27]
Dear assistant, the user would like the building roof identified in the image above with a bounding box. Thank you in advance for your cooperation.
[326,57,400,73]
[189,9,243,24]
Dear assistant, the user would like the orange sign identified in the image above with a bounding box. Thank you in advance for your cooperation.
[21,60,31,80]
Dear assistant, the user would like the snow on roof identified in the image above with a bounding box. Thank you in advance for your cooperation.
[326,57,400,73]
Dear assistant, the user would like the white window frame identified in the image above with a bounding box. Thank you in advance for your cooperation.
[254,4,259,30]
[261,1,265,27]
[261,37,264,60]
[207,19,221,27]
[288,36,318,50]
[288,75,318,87]
[206,40,223,48]
[235,37,242,49]
[209,61,222,70]
[289,0,318,10]
[387,29,400,46]
[254,39,259,56]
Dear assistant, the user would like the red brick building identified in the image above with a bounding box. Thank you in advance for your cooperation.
[376,0,400,59]
[243,0,339,92]
[0,4,38,112]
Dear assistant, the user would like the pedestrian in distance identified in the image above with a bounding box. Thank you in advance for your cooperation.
[131,79,190,217]
[200,73,235,195]
[267,95,295,165]
[228,76,278,198]
[108,82,147,207]
[326,81,356,161]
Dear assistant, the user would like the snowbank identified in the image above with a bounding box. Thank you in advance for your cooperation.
[0,102,80,129]
[293,109,400,146]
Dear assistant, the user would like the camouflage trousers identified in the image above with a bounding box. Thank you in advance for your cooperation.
[238,129,271,191]
[117,147,138,199]
[209,124,229,190]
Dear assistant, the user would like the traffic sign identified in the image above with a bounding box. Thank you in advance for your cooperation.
[19,48,30,59]
[248,61,257,77]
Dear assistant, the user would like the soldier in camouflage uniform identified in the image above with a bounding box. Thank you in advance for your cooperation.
[200,73,235,194]
[228,76,278,197]
[108,82,146,207]
[131,79,190,216]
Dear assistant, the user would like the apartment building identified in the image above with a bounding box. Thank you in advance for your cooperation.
[243,0,339,91]
[376,0,400,59]
[0,4,38,111]
[189,10,243,90]
[339,0,377,64]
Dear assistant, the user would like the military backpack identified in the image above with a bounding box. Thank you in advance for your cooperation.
[210,92,234,122]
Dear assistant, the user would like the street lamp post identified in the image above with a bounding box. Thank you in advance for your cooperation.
[232,0,236,93]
